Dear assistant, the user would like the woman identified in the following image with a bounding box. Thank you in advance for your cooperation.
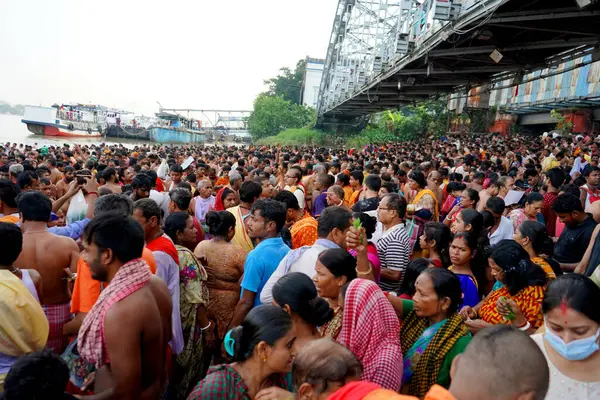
[508,192,544,233]
[338,279,402,391]
[194,211,247,345]
[214,187,238,211]
[349,212,381,281]
[448,232,481,308]
[514,220,560,282]
[397,258,432,300]
[187,305,296,400]
[292,338,364,400]
[313,248,357,340]
[406,171,439,255]
[462,240,546,334]
[273,273,333,350]
[532,274,600,399]
[419,222,451,268]
[445,188,479,228]
[389,268,471,397]
[450,208,483,235]
[164,212,212,399]
[440,182,466,219]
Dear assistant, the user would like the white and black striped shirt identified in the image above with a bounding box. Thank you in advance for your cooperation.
[377,223,411,293]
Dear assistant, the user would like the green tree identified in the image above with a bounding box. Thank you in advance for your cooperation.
[263,59,306,105]
[247,94,315,140]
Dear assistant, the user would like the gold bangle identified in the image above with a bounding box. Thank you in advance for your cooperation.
[356,266,373,276]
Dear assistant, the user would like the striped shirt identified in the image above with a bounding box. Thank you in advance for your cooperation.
[377,223,411,293]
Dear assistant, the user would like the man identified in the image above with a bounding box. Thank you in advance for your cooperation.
[542,167,564,237]
[552,193,597,271]
[336,173,353,206]
[255,175,274,199]
[8,164,23,185]
[312,173,335,218]
[348,170,364,206]
[275,190,318,249]
[376,193,410,293]
[229,199,289,328]
[476,179,500,212]
[352,174,381,213]
[541,149,560,172]
[77,213,172,399]
[284,167,306,210]
[524,168,542,194]
[226,180,262,252]
[55,166,75,198]
[190,180,215,237]
[433,326,549,400]
[64,194,157,337]
[496,175,514,200]
[14,192,80,354]
[133,198,184,355]
[580,166,600,209]
[130,173,152,201]
[485,197,513,246]
[0,224,49,385]
[142,170,170,219]
[166,164,184,192]
[326,185,351,211]
[468,171,485,192]
[99,167,122,194]
[260,206,354,304]
[427,170,443,206]
[47,157,63,185]
[168,187,205,245]
[0,179,20,222]
[17,171,40,192]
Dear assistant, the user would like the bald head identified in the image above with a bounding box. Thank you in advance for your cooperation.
[450,326,549,400]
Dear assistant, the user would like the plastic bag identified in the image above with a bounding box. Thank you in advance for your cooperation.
[66,190,88,224]
[157,159,169,180]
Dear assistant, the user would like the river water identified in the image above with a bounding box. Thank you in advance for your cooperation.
[0,113,156,147]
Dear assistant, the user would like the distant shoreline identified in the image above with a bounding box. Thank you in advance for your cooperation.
[0,112,23,117]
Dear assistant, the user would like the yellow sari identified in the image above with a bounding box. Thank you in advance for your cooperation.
[411,188,439,222]
[228,205,254,252]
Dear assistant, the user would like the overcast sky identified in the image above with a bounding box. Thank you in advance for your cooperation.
[0,0,337,115]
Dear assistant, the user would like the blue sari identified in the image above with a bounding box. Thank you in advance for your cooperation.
[402,319,446,384]
[455,274,479,308]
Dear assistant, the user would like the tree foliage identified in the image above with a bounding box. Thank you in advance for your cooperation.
[247,94,315,140]
[263,59,306,105]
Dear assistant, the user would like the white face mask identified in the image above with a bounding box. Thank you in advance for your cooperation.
[544,321,600,361]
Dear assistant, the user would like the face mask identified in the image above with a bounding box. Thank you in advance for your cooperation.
[545,323,600,361]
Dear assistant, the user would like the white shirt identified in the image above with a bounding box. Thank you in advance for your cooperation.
[532,333,600,400]
[489,216,514,246]
[260,245,329,305]
[284,185,305,210]
[150,190,170,221]
[153,249,184,355]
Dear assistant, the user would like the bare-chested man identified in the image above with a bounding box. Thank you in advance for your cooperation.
[78,212,172,399]
[98,167,122,194]
[14,191,80,353]
[55,166,75,198]
[47,157,63,185]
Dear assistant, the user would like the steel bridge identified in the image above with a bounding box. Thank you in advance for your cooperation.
[316,0,600,130]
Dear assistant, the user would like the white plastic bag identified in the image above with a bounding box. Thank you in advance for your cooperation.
[157,159,169,180]
[66,190,88,224]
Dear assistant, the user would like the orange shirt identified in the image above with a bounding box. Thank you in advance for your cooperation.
[349,188,362,206]
[0,214,19,223]
[70,248,156,314]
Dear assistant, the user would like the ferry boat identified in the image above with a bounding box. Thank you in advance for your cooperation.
[148,111,206,144]
[22,104,114,138]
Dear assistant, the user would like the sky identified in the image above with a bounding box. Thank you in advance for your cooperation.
[0,0,337,116]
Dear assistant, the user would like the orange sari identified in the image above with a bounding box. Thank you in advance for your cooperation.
[479,285,544,329]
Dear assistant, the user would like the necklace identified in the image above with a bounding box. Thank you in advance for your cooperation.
[9,266,19,275]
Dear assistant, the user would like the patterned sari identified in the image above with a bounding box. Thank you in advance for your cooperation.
[187,364,288,400]
[402,319,446,384]
[319,307,343,340]
[479,285,545,329]
[169,245,210,400]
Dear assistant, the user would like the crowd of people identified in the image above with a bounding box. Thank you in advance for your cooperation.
[1,133,600,399]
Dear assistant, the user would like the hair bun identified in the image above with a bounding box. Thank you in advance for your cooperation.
[304,297,334,327]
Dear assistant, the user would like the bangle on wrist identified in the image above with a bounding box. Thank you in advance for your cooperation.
[516,319,530,330]
[200,321,212,331]
[356,265,373,276]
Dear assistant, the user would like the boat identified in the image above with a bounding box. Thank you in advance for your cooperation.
[148,112,206,144]
[22,104,113,138]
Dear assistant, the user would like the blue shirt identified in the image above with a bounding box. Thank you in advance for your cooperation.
[241,237,290,307]
[312,192,328,217]
[15,218,90,240]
